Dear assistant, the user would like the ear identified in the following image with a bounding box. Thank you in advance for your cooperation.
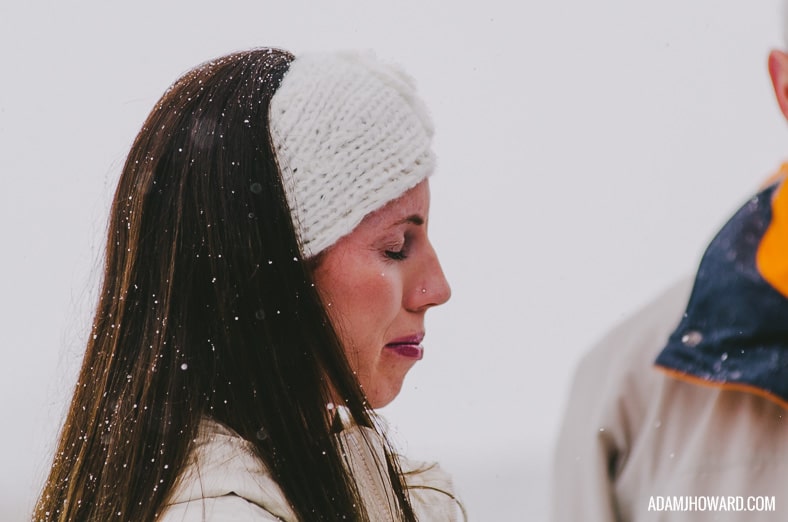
[768,50,788,121]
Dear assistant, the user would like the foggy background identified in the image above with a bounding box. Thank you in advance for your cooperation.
[2,1,787,520]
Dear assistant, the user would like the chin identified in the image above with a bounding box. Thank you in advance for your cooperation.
[367,380,406,409]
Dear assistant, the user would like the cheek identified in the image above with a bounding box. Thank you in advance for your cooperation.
[339,270,400,335]
[324,268,402,366]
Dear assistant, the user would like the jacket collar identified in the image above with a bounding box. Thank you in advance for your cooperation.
[655,175,788,407]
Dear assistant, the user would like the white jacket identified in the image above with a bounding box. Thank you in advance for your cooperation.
[160,417,464,521]
[551,279,788,521]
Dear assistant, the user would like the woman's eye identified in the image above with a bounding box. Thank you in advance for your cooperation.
[382,233,411,261]
[384,248,408,261]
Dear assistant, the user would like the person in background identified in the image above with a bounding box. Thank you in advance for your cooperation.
[34,48,464,521]
[551,8,788,522]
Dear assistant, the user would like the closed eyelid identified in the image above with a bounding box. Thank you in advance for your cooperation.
[381,236,406,251]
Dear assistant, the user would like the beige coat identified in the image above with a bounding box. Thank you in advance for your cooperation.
[552,278,788,521]
[160,417,464,521]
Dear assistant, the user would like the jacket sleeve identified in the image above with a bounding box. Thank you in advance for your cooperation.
[550,279,692,522]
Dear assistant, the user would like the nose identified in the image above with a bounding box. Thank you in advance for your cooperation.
[408,242,451,311]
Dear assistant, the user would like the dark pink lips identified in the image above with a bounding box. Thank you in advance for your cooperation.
[384,334,424,360]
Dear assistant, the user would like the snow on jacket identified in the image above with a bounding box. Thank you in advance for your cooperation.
[159,416,464,521]
[552,171,788,521]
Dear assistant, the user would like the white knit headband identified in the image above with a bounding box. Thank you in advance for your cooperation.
[268,51,435,258]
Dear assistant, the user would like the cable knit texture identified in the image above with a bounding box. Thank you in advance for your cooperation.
[269,51,435,257]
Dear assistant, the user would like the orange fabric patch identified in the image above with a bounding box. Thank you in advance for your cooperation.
[756,164,788,298]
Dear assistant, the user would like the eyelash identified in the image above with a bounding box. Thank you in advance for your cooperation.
[384,248,408,261]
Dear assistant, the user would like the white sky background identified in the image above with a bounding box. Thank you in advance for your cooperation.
[1,1,786,520]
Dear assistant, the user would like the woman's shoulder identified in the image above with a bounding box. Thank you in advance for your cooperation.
[160,418,295,522]
[160,494,284,522]
[162,415,465,521]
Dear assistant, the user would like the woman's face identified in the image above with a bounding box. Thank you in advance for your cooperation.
[312,180,451,408]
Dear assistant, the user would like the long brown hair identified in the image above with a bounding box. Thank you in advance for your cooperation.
[35,48,416,521]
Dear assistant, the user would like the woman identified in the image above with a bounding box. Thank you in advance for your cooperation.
[35,48,462,521]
